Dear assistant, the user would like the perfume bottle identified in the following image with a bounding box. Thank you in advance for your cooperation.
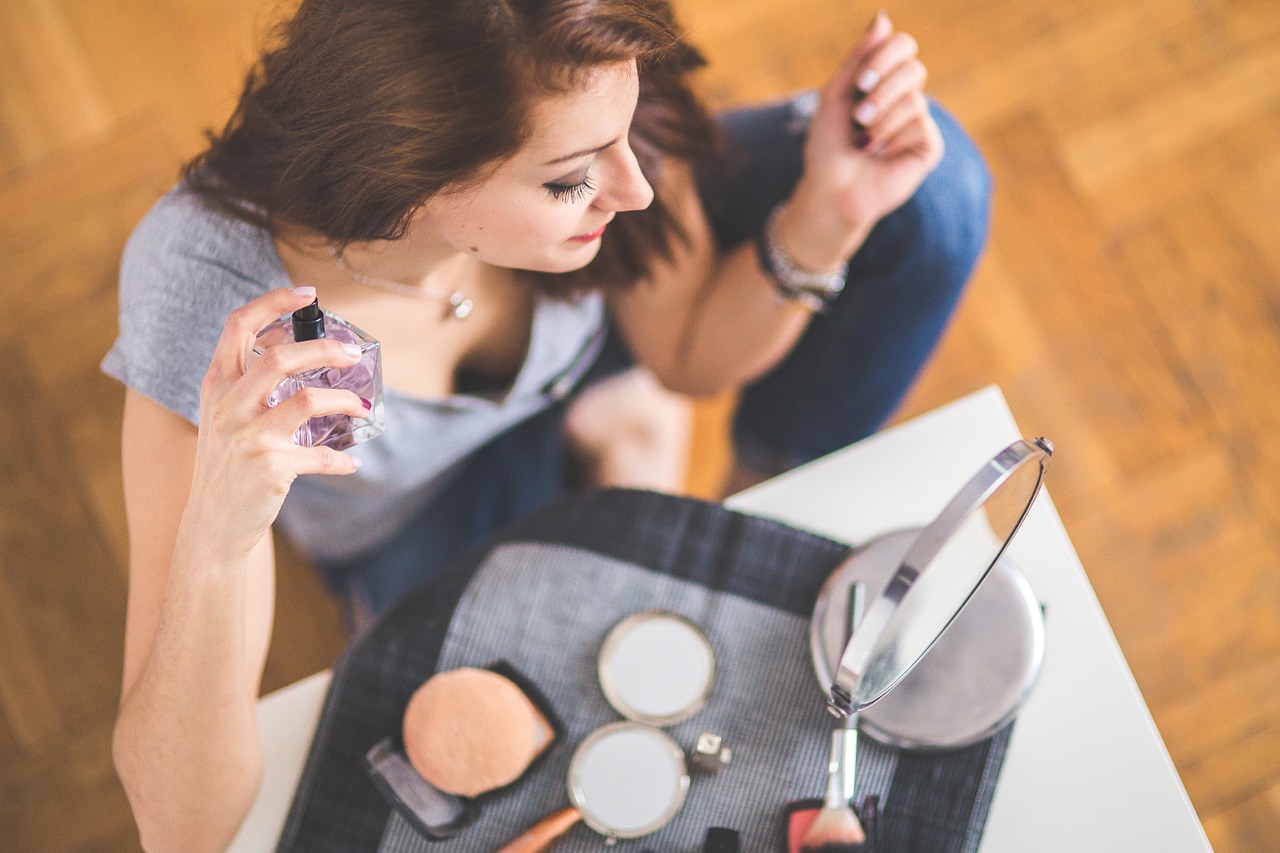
[252,299,385,450]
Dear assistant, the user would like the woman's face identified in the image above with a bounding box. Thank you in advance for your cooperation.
[418,60,655,273]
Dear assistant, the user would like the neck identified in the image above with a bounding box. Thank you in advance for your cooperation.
[336,231,476,295]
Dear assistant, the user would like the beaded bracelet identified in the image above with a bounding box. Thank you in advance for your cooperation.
[754,204,848,312]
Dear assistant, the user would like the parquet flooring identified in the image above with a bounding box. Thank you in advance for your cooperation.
[2,0,1277,849]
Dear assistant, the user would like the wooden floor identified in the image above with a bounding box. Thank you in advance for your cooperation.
[2,0,1277,849]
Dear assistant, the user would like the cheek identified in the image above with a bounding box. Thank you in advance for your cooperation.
[505,202,584,247]
[442,190,588,260]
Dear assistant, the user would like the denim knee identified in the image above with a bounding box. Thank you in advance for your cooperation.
[730,104,992,473]
[870,105,992,294]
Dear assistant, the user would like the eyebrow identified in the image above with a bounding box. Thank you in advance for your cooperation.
[543,138,619,167]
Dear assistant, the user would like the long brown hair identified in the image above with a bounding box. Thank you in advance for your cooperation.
[185,0,722,292]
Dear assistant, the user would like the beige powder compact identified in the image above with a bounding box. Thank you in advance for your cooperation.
[366,661,563,841]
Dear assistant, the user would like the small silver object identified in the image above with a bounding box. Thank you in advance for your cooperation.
[689,732,732,773]
[445,291,474,320]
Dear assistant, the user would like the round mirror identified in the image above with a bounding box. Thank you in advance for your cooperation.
[812,530,1045,748]
[598,612,715,726]
[569,722,689,838]
[828,438,1052,717]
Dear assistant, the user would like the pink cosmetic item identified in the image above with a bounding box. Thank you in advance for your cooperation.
[799,584,868,853]
[253,298,384,450]
[797,727,867,852]
[783,797,824,853]
[783,796,879,853]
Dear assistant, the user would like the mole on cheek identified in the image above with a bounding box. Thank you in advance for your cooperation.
[469,246,480,253]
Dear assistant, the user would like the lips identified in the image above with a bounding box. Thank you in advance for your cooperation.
[569,223,609,243]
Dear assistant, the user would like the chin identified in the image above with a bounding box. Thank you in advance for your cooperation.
[523,243,604,275]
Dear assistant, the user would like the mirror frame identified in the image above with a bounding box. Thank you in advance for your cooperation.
[828,438,1053,717]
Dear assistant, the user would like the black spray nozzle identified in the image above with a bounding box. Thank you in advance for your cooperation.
[292,298,326,341]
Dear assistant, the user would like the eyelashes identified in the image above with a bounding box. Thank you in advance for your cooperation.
[544,175,596,203]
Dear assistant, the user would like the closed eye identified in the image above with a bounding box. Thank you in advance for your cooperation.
[544,175,597,203]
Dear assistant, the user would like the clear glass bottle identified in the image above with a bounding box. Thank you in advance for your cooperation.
[252,299,385,450]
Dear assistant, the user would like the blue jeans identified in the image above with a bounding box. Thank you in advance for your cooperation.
[318,98,991,618]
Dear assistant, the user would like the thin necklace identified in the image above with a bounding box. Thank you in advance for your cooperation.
[327,245,474,320]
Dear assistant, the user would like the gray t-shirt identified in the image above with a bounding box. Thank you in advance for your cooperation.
[102,185,606,561]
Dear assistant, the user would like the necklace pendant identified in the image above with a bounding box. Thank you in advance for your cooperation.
[447,291,474,320]
[330,245,474,316]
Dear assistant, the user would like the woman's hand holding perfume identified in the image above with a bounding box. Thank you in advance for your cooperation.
[183,286,367,558]
[112,286,370,853]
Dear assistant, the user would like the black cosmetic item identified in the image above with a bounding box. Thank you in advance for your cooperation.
[291,298,326,341]
[704,826,741,852]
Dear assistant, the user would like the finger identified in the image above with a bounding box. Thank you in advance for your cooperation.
[868,97,944,163]
[859,93,919,153]
[851,30,920,98]
[851,57,927,130]
[824,11,894,102]
[261,385,372,435]
[239,337,364,409]
[207,286,320,385]
[293,443,363,477]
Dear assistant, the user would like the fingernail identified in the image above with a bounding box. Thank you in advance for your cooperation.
[360,396,372,410]
[292,286,316,298]
[342,343,362,358]
[857,69,880,92]
[351,456,363,469]
[855,100,878,125]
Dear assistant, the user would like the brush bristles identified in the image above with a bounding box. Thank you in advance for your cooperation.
[798,805,867,853]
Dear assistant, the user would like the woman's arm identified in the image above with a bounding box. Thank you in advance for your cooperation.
[112,287,367,852]
[611,13,942,396]
[112,391,275,852]
[608,156,813,396]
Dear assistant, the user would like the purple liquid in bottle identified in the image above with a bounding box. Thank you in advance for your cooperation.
[252,299,385,450]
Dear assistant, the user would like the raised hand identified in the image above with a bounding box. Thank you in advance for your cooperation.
[783,12,945,269]
[182,286,368,558]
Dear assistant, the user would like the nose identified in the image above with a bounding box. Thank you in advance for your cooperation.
[594,142,654,213]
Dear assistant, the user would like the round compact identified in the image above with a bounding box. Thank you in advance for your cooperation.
[494,721,691,851]
[401,667,556,796]
[568,722,690,839]
[598,611,716,727]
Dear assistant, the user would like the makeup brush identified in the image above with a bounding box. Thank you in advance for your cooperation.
[840,583,865,804]
[798,726,867,852]
[798,582,869,853]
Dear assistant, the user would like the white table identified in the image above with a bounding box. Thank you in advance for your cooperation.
[232,386,1211,852]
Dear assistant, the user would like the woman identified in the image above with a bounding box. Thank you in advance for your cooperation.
[104,0,989,848]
